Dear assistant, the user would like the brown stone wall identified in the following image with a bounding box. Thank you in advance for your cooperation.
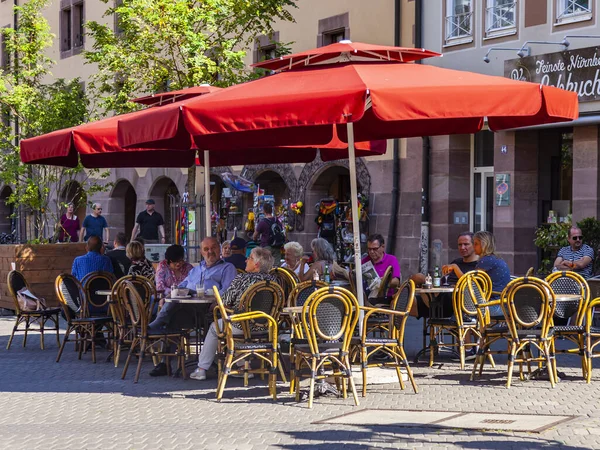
[572,126,600,222]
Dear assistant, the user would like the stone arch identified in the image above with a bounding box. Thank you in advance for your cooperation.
[295,153,370,231]
[109,179,137,241]
[149,176,180,243]
[0,185,14,235]
[59,181,87,223]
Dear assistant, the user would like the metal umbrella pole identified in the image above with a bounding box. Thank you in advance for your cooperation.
[204,150,211,238]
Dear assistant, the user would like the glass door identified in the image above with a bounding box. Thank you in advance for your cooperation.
[473,169,494,233]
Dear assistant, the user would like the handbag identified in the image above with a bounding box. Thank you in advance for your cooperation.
[16,288,47,312]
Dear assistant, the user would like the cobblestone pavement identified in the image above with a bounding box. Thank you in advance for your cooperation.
[0,316,598,449]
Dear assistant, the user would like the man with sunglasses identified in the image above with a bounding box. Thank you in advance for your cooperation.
[553,227,594,279]
[79,203,109,243]
[361,234,401,297]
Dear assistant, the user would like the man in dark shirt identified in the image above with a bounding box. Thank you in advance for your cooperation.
[80,203,109,242]
[132,199,165,244]
[253,203,283,266]
[225,237,247,270]
[106,232,131,278]
[442,231,479,283]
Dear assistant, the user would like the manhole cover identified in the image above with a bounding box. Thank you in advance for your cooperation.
[315,409,575,433]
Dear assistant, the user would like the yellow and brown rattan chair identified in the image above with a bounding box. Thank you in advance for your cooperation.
[545,271,590,379]
[121,281,188,383]
[6,270,61,350]
[236,268,246,275]
[55,273,114,363]
[584,296,600,382]
[358,279,418,396]
[292,286,360,409]
[270,266,298,302]
[213,287,280,401]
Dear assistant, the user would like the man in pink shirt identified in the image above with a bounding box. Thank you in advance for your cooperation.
[361,234,401,297]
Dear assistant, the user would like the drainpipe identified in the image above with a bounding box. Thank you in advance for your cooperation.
[415,0,431,274]
[387,0,401,255]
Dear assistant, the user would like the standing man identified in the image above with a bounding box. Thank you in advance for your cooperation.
[554,226,595,279]
[106,232,131,278]
[132,199,165,244]
[253,203,285,266]
[80,203,109,243]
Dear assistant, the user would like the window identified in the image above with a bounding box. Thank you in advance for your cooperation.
[485,0,517,38]
[60,1,84,58]
[323,29,346,45]
[445,0,473,45]
[556,0,592,24]
[253,32,279,77]
[317,13,349,47]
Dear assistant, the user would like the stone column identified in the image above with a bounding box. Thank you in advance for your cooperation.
[572,126,600,222]
[493,130,539,274]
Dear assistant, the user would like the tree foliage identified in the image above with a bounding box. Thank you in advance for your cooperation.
[0,0,109,242]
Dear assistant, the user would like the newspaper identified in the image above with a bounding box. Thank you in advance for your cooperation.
[18,288,40,300]
[361,260,381,295]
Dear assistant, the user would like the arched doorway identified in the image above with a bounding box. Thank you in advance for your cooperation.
[110,180,137,241]
[0,186,14,235]
[59,181,87,224]
[150,177,179,243]
[241,170,290,236]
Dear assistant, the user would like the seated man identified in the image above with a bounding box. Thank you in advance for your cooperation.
[225,237,247,270]
[190,247,275,381]
[553,226,594,279]
[105,232,131,278]
[71,235,113,281]
[361,234,400,301]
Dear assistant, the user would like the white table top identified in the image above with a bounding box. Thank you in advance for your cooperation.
[415,286,455,294]
[553,293,581,302]
[165,297,214,304]
[96,290,112,296]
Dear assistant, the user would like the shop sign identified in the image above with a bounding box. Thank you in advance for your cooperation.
[504,46,600,103]
[495,173,510,207]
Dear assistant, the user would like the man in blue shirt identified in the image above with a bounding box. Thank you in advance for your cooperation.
[80,203,109,242]
[71,236,114,281]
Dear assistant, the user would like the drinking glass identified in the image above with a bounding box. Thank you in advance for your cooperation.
[196,283,205,297]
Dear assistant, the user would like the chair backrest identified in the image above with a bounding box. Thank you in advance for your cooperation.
[82,271,116,315]
[545,271,590,324]
[503,277,555,336]
[301,286,359,354]
[121,280,148,333]
[458,270,492,325]
[238,280,285,333]
[269,267,298,301]
[7,270,29,313]
[55,273,85,322]
[525,267,535,277]
[388,279,415,338]
[288,280,328,307]
[376,265,394,297]
[236,268,246,275]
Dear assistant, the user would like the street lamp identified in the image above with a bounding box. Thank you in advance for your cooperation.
[517,40,570,58]
[483,47,529,63]
[561,35,600,48]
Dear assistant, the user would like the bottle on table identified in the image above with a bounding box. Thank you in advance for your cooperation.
[323,263,331,283]
[433,266,441,288]
[424,273,433,289]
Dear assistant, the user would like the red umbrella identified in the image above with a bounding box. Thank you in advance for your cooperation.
[130,85,222,106]
[115,40,579,317]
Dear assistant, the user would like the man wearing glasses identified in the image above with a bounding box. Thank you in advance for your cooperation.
[361,234,401,295]
[79,203,109,243]
[553,227,594,279]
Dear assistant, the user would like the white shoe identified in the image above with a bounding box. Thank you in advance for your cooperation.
[190,368,207,381]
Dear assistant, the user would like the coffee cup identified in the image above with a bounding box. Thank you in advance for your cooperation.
[206,287,214,297]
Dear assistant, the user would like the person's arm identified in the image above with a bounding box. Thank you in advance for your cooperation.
[71,259,79,280]
[390,256,401,288]
[553,256,572,271]
[301,261,323,282]
[572,256,593,270]
[222,276,243,308]
[442,263,464,279]
[158,225,166,244]
[298,256,311,281]
[104,227,109,244]
[131,223,140,240]
[79,226,86,242]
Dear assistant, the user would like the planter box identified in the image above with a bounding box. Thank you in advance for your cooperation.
[0,243,87,310]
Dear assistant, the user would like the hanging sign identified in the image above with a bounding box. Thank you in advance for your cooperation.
[495,173,510,207]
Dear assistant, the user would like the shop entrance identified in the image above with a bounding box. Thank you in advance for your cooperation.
[150,177,179,243]
[471,131,494,233]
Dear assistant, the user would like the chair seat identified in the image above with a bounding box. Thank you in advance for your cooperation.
[145,328,188,337]
[295,343,343,354]
[490,315,506,322]
[515,328,554,338]
[363,337,397,345]
[72,316,112,325]
[366,315,389,324]
[22,307,61,316]
[236,342,274,351]
[483,325,509,336]
[554,325,584,334]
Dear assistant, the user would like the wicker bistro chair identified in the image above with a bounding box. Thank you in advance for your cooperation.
[6,270,61,350]
[501,277,557,388]
[109,275,157,368]
[236,268,246,275]
[213,288,280,402]
[357,280,418,397]
[55,273,114,363]
[583,296,600,382]
[81,271,116,317]
[292,286,360,409]
[545,271,590,379]
[121,281,188,383]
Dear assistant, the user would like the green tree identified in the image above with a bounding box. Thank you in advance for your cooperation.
[85,0,296,192]
[0,0,109,242]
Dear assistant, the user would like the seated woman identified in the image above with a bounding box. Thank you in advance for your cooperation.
[298,237,347,282]
[126,240,155,279]
[190,247,275,381]
[281,241,309,276]
[221,240,232,259]
[155,244,193,298]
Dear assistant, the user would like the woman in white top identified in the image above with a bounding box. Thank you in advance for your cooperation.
[281,241,309,276]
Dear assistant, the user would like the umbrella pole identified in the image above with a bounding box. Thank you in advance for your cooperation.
[346,122,365,332]
[204,150,212,238]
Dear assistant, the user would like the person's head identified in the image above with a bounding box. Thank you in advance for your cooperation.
[230,237,247,254]
[87,235,103,253]
[457,231,475,260]
[473,231,495,257]
[568,226,584,250]
[145,199,155,212]
[284,241,304,268]
[126,240,145,262]
[164,244,186,271]
[201,236,221,266]
[92,203,102,217]
[245,247,274,273]
[66,203,74,214]
[221,240,232,257]
[367,233,385,263]
[114,232,127,248]
[263,203,273,215]
[311,238,335,263]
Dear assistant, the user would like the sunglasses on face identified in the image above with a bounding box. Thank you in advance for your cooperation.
[572,236,583,241]
[367,246,382,252]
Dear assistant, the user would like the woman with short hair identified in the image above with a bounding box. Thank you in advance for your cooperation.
[221,240,232,258]
[126,240,155,279]
[281,241,309,276]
